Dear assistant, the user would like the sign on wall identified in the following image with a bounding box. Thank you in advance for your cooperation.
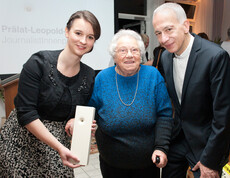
[0,0,114,74]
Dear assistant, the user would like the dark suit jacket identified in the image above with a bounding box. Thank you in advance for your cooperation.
[161,34,230,171]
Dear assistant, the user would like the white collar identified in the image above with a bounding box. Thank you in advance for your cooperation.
[175,34,194,59]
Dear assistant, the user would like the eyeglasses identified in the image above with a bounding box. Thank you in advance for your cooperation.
[116,47,140,56]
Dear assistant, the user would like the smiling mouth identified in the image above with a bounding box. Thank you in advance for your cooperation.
[124,61,134,64]
[164,42,174,49]
[77,45,86,50]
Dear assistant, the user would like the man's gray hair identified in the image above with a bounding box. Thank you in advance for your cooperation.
[153,2,187,24]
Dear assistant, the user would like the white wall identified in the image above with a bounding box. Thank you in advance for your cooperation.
[0,0,114,74]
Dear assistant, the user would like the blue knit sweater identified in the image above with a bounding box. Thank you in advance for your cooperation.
[89,65,173,169]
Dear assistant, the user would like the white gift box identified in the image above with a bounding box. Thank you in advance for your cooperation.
[71,105,95,165]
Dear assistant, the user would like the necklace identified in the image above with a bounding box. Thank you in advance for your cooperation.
[115,71,139,106]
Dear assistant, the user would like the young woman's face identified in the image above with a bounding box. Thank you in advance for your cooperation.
[65,18,95,57]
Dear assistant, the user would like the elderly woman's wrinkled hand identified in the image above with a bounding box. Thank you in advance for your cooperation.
[152,150,168,168]
[91,120,97,136]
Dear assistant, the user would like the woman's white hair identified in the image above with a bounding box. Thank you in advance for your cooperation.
[153,2,187,24]
[108,29,145,59]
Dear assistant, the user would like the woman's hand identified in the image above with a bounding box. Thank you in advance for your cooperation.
[25,119,81,168]
[152,150,168,168]
[57,144,81,168]
[65,118,75,136]
[65,119,97,137]
[91,120,97,136]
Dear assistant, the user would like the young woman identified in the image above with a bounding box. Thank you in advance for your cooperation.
[0,10,101,177]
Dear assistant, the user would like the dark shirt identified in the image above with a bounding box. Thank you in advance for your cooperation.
[14,50,95,126]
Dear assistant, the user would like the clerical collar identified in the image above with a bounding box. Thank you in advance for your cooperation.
[174,34,194,59]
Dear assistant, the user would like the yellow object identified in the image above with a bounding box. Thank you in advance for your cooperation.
[223,163,230,176]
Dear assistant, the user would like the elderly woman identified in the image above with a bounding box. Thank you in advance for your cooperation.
[88,29,173,178]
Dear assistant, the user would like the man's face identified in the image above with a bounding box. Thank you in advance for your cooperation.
[152,9,189,55]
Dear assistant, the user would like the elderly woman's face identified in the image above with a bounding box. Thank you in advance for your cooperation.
[114,36,141,76]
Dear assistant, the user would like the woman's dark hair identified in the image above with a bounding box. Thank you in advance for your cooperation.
[66,10,101,40]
